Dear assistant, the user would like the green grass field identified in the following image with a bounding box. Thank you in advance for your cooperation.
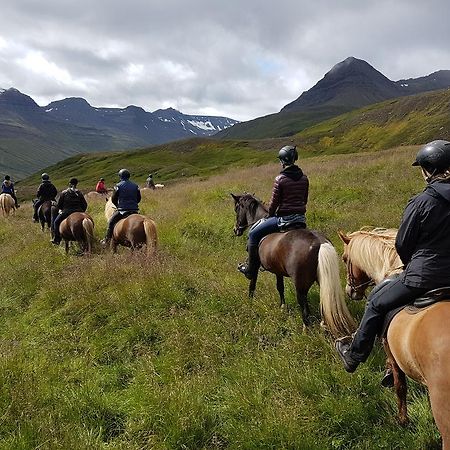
[0,145,442,449]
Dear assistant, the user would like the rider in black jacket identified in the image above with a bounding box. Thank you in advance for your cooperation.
[33,173,58,222]
[335,140,450,373]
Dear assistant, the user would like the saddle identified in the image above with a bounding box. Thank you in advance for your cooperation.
[380,286,450,337]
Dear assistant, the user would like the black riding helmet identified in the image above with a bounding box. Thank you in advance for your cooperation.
[118,168,130,180]
[41,173,49,181]
[412,140,450,174]
[278,145,298,166]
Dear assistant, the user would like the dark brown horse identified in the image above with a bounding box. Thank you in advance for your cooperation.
[231,193,355,338]
[59,212,95,254]
[339,229,450,447]
[37,200,53,231]
[105,199,157,256]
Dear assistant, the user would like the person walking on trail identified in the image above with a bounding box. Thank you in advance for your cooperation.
[146,173,156,190]
[237,145,309,279]
[101,169,141,245]
[51,178,88,245]
[1,175,20,208]
[335,140,450,373]
[95,178,108,194]
[33,173,58,222]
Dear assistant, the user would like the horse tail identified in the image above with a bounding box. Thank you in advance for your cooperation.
[82,217,95,254]
[143,218,157,256]
[317,242,356,338]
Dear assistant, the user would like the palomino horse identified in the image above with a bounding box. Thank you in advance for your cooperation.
[339,228,450,447]
[0,193,15,217]
[37,200,53,231]
[105,199,157,256]
[231,193,356,338]
[58,212,95,254]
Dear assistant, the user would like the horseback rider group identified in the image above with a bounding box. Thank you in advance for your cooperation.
[33,173,58,222]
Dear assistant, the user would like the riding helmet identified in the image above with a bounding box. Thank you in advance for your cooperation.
[118,168,130,180]
[69,177,78,186]
[412,140,450,174]
[100,178,105,181]
[4,175,10,180]
[41,173,50,181]
[278,145,298,165]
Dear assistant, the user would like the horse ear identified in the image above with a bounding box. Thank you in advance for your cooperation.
[230,193,240,202]
[338,230,351,244]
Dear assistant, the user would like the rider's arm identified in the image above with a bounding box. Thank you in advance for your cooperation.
[267,176,281,217]
[395,198,421,266]
[137,188,141,204]
[111,188,119,207]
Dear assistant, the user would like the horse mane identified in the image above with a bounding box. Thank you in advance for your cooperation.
[240,193,268,215]
[347,227,403,283]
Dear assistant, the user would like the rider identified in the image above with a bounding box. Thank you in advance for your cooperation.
[238,145,309,279]
[335,140,450,373]
[1,175,20,208]
[146,173,156,190]
[51,178,88,245]
[101,169,141,245]
[33,173,58,222]
[95,177,108,194]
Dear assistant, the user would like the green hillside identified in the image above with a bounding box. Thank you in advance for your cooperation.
[0,145,442,449]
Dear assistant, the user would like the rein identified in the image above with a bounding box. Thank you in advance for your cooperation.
[235,218,260,234]
[347,260,375,298]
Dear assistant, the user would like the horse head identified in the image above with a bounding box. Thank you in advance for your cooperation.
[231,193,266,236]
[338,230,373,301]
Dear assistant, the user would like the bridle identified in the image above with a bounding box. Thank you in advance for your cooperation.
[346,259,374,298]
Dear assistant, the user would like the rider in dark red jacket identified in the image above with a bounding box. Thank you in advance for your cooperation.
[238,145,309,279]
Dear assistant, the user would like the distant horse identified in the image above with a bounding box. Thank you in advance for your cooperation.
[0,193,15,217]
[85,191,109,201]
[59,212,95,254]
[104,199,157,256]
[339,228,450,446]
[37,200,53,231]
[231,193,356,338]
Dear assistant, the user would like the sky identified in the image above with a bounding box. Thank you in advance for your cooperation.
[1,0,450,122]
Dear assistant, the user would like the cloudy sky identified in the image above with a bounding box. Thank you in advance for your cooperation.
[1,0,449,121]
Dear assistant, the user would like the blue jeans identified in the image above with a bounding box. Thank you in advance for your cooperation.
[248,217,280,246]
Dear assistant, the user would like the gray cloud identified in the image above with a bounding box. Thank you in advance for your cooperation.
[1,0,450,121]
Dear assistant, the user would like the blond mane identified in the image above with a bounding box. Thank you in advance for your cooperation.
[347,227,403,283]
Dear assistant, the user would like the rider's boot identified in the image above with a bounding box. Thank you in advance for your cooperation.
[238,244,260,279]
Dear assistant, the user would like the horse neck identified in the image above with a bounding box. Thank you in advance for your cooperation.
[350,235,402,283]
[248,202,268,224]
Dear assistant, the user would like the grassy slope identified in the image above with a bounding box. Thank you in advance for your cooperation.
[0,145,441,449]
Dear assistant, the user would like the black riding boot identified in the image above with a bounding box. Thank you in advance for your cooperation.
[238,245,260,279]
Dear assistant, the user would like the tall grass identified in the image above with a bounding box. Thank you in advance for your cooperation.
[0,145,441,449]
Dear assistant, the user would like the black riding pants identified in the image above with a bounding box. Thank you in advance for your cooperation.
[105,210,137,239]
[350,277,427,362]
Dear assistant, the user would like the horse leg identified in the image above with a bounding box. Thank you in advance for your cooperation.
[384,341,408,425]
[111,239,118,254]
[64,241,70,255]
[296,287,311,329]
[276,275,285,308]
[248,274,258,299]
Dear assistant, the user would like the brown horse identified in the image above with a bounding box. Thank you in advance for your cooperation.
[37,200,53,231]
[0,193,16,217]
[339,228,450,447]
[105,199,157,256]
[231,193,356,338]
[59,212,95,254]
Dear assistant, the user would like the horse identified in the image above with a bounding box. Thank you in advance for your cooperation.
[104,199,157,256]
[231,193,356,338]
[58,212,95,254]
[0,193,16,217]
[339,228,450,446]
[37,200,53,231]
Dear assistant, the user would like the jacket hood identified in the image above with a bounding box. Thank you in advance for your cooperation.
[427,180,450,202]
[280,165,304,181]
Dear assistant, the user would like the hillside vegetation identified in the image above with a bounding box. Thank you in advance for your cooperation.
[0,145,442,449]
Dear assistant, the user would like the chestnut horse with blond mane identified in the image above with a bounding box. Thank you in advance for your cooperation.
[0,193,16,217]
[339,228,450,448]
[58,212,95,254]
[105,199,157,256]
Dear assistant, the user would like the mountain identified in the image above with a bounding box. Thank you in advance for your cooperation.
[217,57,450,140]
[0,88,238,178]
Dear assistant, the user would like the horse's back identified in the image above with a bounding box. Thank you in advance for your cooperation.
[259,228,326,276]
[114,214,147,245]
[388,302,450,383]
[61,212,93,240]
